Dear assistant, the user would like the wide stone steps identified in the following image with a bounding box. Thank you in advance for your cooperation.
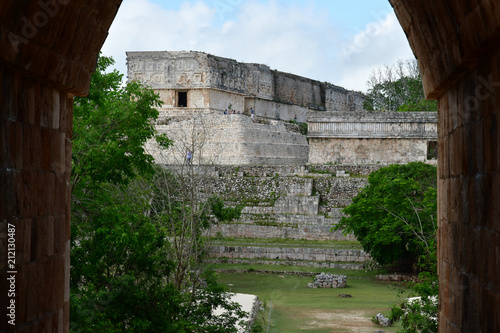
[208,245,369,264]
[209,222,353,241]
[207,258,365,270]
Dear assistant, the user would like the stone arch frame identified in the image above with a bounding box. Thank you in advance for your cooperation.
[391,1,500,331]
[0,1,498,332]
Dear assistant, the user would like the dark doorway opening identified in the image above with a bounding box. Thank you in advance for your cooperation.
[427,141,438,160]
[178,91,187,107]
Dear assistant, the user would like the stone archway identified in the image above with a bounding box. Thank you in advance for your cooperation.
[1,1,499,332]
[0,1,121,332]
[391,1,500,331]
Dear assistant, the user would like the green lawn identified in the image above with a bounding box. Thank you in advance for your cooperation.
[210,262,389,277]
[217,271,403,332]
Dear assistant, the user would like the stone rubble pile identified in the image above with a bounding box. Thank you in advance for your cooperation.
[375,313,392,327]
[307,273,347,288]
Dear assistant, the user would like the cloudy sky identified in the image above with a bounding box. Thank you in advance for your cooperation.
[101,0,415,92]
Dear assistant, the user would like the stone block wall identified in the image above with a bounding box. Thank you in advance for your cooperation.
[193,166,367,213]
[148,113,309,165]
[209,245,369,263]
[308,111,438,165]
[325,87,365,111]
[127,51,364,112]
[274,196,319,215]
[391,1,500,331]
[250,98,309,122]
[0,1,120,332]
[0,65,72,333]
[309,138,430,164]
[436,50,500,333]
[273,72,323,107]
[178,165,368,241]
[213,164,382,177]
[209,89,245,113]
[208,222,354,241]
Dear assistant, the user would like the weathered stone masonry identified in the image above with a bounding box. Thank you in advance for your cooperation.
[0,1,121,332]
[187,165,370,243]
[308,111,438,165]
[131,51,438,166]
[129,51,374,166]
[391,1,500,331]
[127,51,365,117]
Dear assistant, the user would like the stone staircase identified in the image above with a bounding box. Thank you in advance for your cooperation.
[207,175,370,269]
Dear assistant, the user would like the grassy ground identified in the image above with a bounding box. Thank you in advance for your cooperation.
[210,262,385,277]
[216,268,404,332]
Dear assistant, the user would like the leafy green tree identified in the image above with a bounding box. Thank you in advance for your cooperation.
[334,162,437,270]
[335,162,438,331]
[72,56,170,190]
[70,55,245,332]
[363,59,437,112]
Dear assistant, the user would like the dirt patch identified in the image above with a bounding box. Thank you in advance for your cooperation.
[305,309,383,333]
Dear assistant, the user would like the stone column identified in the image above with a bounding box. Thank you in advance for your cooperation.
[390,1,500,331]
[0,1,121,332]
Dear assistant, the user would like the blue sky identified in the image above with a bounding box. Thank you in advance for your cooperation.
[102,0,414,92]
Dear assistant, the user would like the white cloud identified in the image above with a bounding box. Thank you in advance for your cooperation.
[334,11,415,91]
[101,0,414,92]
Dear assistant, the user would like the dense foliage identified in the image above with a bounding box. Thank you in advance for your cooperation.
[335,162,437,269]
[70,55,245,332]
[335,161,438,332]
[363,59,437,112]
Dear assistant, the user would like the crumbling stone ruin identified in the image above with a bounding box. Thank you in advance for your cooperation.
[307,273,347,288]
[375,313,392,327]
[127,51,437,166]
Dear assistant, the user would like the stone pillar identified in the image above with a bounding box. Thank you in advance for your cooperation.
[436,49,500,333]
[391,1,500,332]
[0,64,72,333]
[0,1,121,332]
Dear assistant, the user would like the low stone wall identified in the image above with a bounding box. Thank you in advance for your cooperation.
[212,164,381,177]
[208,223,354,241]
[208,259,365,270]
[209,245,370,262]
[214,269,318,277]
[307,273,347,288]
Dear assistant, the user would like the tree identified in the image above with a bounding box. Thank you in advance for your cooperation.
[335,162,439,331]
[334,162,437,270]
[72,55,169,190]
[149,112,243,292]
[363,59,437,112]
[70,55,245,332]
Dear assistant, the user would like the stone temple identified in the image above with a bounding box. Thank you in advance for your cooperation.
[127,51,437,166]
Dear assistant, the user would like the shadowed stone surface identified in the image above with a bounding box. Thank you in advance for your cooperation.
[0,1,121,332]
[391,0,500,331]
